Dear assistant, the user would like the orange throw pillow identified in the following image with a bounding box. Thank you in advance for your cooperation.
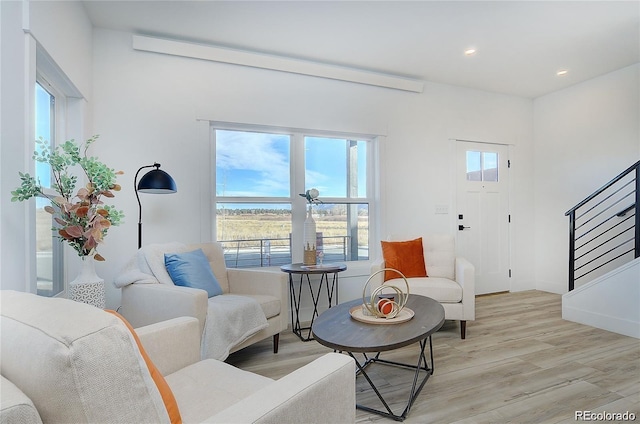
[381,238,428,281]
[105,310,182,424]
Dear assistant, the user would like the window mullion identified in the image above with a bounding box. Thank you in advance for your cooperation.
[291,132,306,263]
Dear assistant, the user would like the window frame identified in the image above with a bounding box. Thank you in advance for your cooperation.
[466,150,499,182]
[34,75,66,297]
[211,122,377,266]
[32,42,84,298]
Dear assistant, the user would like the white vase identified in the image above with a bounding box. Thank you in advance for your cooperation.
[303,205,317,265]
[68,256,106,309]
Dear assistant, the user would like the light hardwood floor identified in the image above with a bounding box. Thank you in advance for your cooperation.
[226,290,640,423]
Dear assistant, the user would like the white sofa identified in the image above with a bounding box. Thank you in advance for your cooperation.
[0,290,356,424]
[115,242,288,357]
[370,234,475,338]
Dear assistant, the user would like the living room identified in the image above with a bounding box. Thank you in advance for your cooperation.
[1,1,638,422]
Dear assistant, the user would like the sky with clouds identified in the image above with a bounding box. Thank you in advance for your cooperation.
[215,130,367,207]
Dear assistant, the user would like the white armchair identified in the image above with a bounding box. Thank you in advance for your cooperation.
[0,290,356,424]
[370,234,475,338]
[117,242,288,356]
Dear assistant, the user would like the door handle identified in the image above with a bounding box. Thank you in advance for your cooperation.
[458,225,471,231]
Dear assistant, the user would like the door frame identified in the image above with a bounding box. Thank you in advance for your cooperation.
[450,138,513,293]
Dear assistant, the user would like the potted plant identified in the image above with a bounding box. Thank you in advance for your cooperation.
[11,135,124,306]
[12,135,124,260]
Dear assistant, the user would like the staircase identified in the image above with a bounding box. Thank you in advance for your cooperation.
[562,160,639,338]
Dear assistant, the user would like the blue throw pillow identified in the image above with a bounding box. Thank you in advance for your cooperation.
[164,249,223,298]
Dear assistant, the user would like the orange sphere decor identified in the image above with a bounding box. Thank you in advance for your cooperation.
[377,298,394,315]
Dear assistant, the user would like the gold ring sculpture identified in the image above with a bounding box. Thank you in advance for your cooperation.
[362,268,410,319]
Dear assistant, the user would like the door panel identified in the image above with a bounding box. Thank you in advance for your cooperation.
[456,141,510,294]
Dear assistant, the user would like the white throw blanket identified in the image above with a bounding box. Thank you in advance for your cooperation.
[113,242,188,288]
[203,294,268,361]
[113,243,268,361]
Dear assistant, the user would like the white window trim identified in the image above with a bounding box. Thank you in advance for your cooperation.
[210,121,379,265]
[33,42,85,297]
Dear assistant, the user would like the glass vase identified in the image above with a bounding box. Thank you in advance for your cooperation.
[303,205,317,265]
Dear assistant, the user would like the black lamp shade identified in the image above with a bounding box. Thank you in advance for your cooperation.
[137,169,177,193]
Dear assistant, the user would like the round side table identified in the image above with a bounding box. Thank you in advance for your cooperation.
[280,263,346,341]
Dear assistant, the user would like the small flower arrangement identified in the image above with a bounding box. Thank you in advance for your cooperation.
[299,188,322,204]
[11,135,124,261]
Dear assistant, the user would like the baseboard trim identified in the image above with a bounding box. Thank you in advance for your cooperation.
[563,305,640,339]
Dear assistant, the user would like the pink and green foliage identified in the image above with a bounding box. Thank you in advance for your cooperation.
[11,135,124,261]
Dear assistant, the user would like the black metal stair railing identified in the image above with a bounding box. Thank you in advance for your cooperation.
[565,160,639,291]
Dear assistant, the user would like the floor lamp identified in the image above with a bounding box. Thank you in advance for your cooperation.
[135,162,177,249]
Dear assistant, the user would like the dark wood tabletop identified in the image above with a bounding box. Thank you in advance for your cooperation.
[280,263,347,274]
[312,295,445,353]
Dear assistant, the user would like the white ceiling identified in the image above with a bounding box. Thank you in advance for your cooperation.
[82,1,640,98]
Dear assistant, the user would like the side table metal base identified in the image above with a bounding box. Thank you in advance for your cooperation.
[350,336,434,421]
[289,271,338,341]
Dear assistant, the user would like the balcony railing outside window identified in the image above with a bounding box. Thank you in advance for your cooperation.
[219,235,366,268]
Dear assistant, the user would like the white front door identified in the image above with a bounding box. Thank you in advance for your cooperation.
[455,140,511,295]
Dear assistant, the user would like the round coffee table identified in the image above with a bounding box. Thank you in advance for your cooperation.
[312,295,445,421]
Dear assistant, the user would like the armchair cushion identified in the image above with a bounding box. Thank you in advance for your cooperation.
[381,237,428,281]
[165,249,223,298]
[242,294,281,319]
[106,310,182,424]
[166,359,273,423]
[386,276,462,303]
[192,242,230,293]
[423,234,455,280]
[0,376,42,424]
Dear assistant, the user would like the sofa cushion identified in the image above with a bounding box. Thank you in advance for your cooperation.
[165,249,223,298]
[166,359,273,424]
[381,238,428,281]
[387,277,462,303]
[0,291,170,424]
[241,294,281,319]
[0,376,42,424]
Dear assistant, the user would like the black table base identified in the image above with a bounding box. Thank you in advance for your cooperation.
[350,336,434,421]
[289,271,339,341]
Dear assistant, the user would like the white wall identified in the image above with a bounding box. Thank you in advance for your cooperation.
[90,29,535,308]
[1,0,32,293]
[5,9,635,310]
[0,0,93,293]
[563,258,640,338]
[29,0,93,101]
[533,64,640,294]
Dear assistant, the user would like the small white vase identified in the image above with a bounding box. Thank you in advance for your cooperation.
[68,256,105,309]
[303,205,317,265]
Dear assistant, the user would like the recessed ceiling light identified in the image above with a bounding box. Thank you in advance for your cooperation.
[464,48,477,56]
[557,69,569,76]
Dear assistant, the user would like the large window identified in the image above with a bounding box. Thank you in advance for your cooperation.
[213,125,374,268]
[34,79,64,296]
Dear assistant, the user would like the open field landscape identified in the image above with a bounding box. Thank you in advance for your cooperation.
[216,212,369,248]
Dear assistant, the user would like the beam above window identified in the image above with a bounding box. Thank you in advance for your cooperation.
[132,34,424,93]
